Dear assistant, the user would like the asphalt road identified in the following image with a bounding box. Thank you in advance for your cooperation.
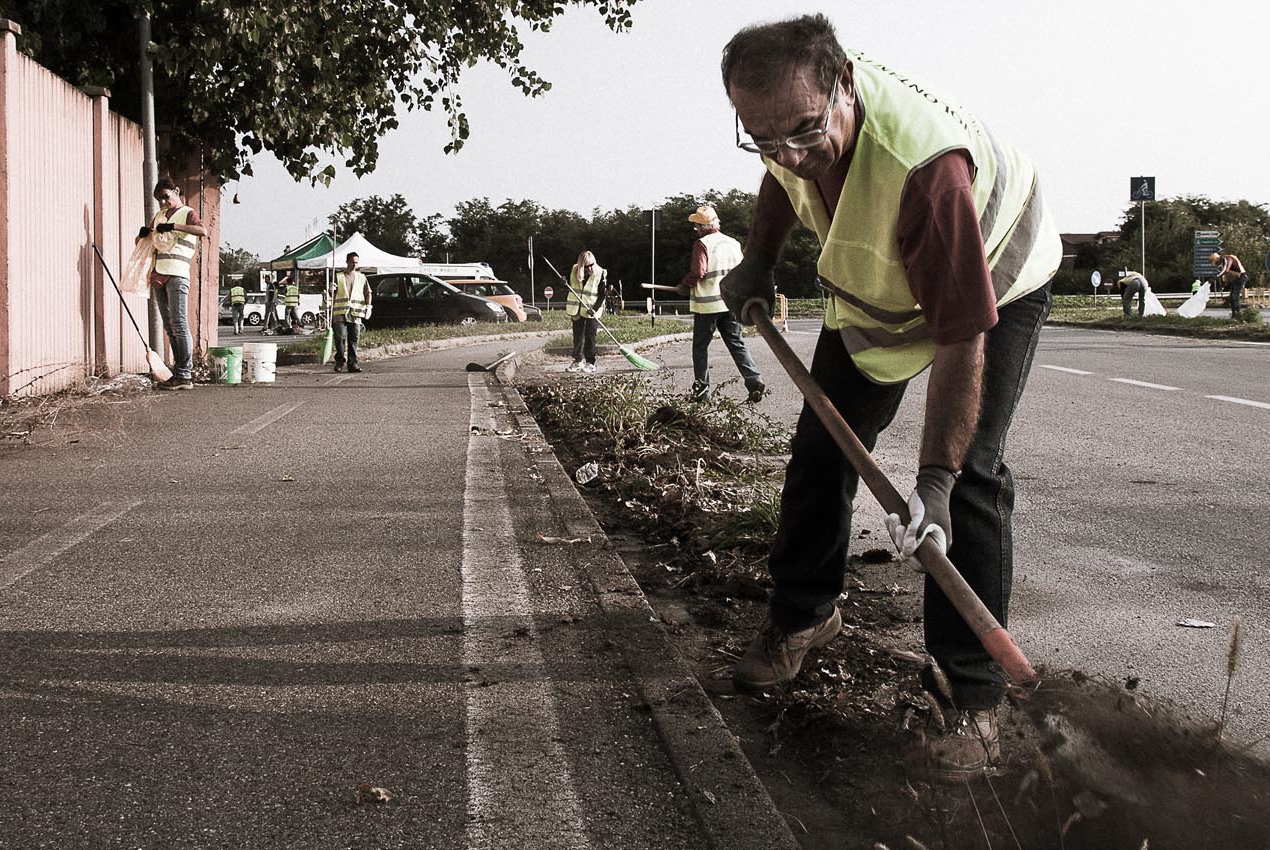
[643,318,1270,739]
[0,344,796,850]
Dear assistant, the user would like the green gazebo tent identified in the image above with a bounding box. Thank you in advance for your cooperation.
[267,233,336,271]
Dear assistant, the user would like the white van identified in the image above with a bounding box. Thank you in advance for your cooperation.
[417,261,497,281]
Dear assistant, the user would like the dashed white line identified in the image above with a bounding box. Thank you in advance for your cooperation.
[1038,364,1094,375]
[227,401,305,437]
[1109,378,1180,391]
[463,377,591,850]
[1206,395,1270,411]
[0,501,139,590]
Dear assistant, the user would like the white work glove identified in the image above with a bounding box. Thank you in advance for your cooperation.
[885,465,957,561]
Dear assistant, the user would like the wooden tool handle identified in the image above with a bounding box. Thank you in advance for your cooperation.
[749,308,1036,684]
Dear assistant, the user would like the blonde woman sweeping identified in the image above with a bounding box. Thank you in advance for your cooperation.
[565,250,606,373]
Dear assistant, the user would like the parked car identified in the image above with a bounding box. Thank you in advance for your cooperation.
[445,279,541,322]
[219,292,323,326]
[366,273,507,326]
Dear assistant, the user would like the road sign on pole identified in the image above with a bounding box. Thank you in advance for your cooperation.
[1130,177,1155,201]
[1091,270,1101,304]
[543,286,554,300]
[1193,230,1222,277]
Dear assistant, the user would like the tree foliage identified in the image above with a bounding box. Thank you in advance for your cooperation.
[422,190,827,302]
[1088,196,1269,291]
[218,243,259,287]
[4,0,639,182]
[329,194,429,257]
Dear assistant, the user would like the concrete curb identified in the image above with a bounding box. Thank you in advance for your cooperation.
[496,379,800,850]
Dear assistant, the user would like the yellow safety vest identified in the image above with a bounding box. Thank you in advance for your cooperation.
[566,265,606,319]
[152,206,199,278]
[229,286,245,304]
[691,231,742,315]
[285,283,300,307]
[333,271,369,320]
[765,51,1061,384]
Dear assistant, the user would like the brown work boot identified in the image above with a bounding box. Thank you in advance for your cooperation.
[733,607,842,692]
[922,707,1000,781]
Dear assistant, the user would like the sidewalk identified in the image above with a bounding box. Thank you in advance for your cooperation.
[0,339,796,849]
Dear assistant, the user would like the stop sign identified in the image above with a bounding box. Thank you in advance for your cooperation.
[543,286,554,299]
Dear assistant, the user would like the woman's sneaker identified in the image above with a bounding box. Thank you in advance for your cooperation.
[565,360,583,373]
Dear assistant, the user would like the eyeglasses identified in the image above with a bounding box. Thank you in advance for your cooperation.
[735,75,844,155]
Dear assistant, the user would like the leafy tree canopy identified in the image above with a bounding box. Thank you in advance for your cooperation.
[329,193,427,257]
[4,0,638,182]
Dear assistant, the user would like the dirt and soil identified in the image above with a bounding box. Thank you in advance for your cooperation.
[521,372,1270,850]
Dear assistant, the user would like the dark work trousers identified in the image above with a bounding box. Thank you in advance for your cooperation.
[1229,273,1248,317]
[691,310,763,392]
[766,283,1053,709]
[571,317,598,364]
[332,319,361,369]
[1121,281,1144,316]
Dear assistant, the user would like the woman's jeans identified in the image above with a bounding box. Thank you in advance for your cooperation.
[571,317,597,364]
[766,284,1053,708]
[154,276,193,379]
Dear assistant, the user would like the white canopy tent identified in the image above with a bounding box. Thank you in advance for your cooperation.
[296,231,422,272]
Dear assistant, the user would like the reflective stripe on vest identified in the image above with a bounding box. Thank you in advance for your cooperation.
[230,286,245,304]
[566,265,606,319]
[691,231,742,315]
[333,272,369,319]
[285,284,299,307]
[765,50,1061,384]
[153,206,198,278]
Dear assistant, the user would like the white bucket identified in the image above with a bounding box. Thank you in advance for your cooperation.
[241,342,277,383]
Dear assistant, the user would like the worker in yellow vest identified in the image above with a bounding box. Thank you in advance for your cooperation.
[136,176,207,389]
[331,252,372,372]
[284,277,302,331]
[229,283,246,334]
[719,16,1061,780]
[677,204,765,403]
[564,250,606,374]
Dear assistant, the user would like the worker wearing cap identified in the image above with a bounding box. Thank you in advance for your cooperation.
[678,205,765,403]
[1116,271,1147,317]
[1210,252,1248,318]
[718,15,1061,780]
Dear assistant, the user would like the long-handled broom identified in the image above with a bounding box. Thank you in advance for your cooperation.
[746,303,1037,686]
[91,243,173,383]
[543,258,660,371]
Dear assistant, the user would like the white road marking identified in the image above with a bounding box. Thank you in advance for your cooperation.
[227,401,305,437]
[1230,340,1270,347]
[1206,395,1270,411]
[0,501,139,590]
[463,377,591,850]
[1038,364,1094,375]
[1109,378,1180,391]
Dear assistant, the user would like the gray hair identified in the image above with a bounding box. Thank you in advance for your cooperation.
[721,14,847,100]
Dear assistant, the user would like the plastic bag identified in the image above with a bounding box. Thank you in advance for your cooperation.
[120,236,155,294]
[1177,282,1210,318]
[1142,280,1167,316]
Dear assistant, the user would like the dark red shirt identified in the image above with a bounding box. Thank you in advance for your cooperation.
[816,139,997,345]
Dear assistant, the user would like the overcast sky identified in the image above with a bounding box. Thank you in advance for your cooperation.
[219,0,1270,262]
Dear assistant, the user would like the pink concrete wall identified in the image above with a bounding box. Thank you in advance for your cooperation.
[0,21,218,397]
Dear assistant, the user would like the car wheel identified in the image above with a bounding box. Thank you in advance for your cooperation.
[301,312,316,325]
[459,314,479,326]
[247,312,262,326]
